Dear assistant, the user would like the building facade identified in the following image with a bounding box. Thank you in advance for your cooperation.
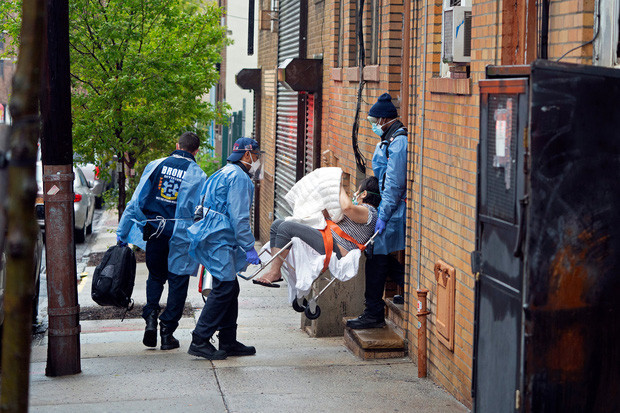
[252,0,618,409]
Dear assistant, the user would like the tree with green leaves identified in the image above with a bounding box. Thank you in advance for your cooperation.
[1,0,229,215]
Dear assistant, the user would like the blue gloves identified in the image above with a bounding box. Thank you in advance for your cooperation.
[375,218,387,235]
[246,248,260,265]
[117,235,128,247]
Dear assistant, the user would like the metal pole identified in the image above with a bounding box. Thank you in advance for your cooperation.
[416,289,430,378]
[40,0,81,376]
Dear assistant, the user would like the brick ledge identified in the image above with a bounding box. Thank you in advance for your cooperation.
[429,77,471,95]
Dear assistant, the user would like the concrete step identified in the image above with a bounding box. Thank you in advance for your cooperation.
[342,317,406,360]
[385,297,405,338]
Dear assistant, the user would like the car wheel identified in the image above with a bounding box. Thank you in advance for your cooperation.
[75,224,86,243]
[86,220,93,235]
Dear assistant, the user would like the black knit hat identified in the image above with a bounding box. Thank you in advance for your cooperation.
[368,93,398,118]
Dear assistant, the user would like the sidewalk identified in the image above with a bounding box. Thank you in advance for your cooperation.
[29,210,468,412]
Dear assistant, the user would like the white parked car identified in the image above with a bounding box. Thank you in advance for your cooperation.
[73,166,96,243]
[35,164,96,243]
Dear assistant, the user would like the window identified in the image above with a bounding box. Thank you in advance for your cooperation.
[336,0,345,66]
[352,0,380,66]
[594,0,620,67]
[368,0,380,65]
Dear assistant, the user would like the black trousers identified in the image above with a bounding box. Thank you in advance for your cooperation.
[192,277,240,340]
[143,235,190,332]
[364,253,404,317]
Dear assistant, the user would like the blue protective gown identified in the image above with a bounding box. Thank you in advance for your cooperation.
[188,163,255,281]
[372,127,408,255]
[117,153,206,275]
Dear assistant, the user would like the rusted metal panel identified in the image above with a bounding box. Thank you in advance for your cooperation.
[525,60,620,412]
[43,164,81,376]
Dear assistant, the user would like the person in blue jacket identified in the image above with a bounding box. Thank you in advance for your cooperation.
[117,132,206,349]
[347,93,407,329]
[186,137,262,360]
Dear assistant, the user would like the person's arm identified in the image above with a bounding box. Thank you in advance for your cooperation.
[227,172,255,251]
[378,135,407,222]
[339,182,369,224]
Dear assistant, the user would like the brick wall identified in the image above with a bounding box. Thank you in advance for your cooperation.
[256,0,598,408]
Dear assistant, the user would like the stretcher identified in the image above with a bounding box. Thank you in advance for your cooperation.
[238,230,379,320]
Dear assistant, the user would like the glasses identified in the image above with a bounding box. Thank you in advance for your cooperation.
[367,116,378,124]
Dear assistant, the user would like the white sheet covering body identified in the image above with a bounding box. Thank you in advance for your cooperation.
[259,240,362,303]
[284,167,344,229]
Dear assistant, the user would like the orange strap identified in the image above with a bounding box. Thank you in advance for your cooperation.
[319,220,367,272]
[320,225,334,273]
[324,220,367,251]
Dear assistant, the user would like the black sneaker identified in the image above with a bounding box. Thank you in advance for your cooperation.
[346,313,386,329]
[188,340,227,360]
[219,340,256,357]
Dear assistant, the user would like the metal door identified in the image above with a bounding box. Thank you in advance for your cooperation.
[473,78,528,412]
[274,0,301,219]
[524,60,620,412]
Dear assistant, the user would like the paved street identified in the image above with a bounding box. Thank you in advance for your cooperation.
[30,209,469,412]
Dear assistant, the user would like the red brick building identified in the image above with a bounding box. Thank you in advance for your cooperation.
[247,0,617,409]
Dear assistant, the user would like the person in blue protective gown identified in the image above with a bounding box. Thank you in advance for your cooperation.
[347,93,408,329]
[186,137,262,360]
[117,132,206,349]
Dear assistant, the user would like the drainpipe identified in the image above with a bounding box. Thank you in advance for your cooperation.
[414,0,431,381]
[417,289,430,377]
[400,3,411,122]
[416,0,429,289]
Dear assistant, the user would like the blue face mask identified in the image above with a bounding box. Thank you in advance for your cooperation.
[371,123,383,137]
[352,195,359,205]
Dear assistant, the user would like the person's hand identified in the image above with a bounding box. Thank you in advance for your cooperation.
[117,235,128,247]
[246,249,260,265]
[375,218,386,235]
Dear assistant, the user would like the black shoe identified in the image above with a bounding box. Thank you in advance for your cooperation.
[346,313,386,329]
[160,322,180,350]
[219,340,256,357]
[142,310,159,348]
[188,340,227,360]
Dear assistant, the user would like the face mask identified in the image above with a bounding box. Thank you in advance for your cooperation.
[352,190,366,205]
[249,158,261,176]
[371,123,383,137]
[241,153,261,177]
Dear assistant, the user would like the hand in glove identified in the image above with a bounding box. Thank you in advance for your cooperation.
[245,248,261,265]
[117,235,128,247]
[374,218,387,235]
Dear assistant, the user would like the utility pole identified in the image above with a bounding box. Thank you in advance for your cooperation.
[0,0,46,410]
[40,0,81,376]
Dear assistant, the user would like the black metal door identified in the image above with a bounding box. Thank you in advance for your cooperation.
[473,79,529,412]
[524,60,620,412]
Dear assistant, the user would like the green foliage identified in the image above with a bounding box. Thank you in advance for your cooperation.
[196,152,221,177]
[1,0,230,210]
[0,1,21,58]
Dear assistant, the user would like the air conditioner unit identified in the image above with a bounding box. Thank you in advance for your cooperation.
[442,6,472,64]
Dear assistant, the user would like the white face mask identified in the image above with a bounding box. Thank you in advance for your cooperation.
[242,153,261,177]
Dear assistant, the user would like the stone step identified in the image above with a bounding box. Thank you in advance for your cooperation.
[342,318,406,360]
[385,298,405,337]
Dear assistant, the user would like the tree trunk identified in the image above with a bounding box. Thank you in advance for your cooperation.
[0,0,46,410]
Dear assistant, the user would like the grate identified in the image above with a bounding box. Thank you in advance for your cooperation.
[485,94,518,223]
